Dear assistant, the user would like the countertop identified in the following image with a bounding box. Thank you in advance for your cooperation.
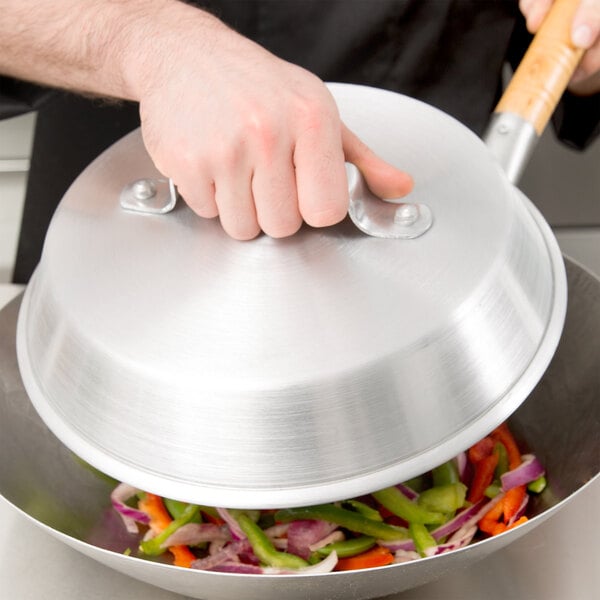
[1,275,598,599]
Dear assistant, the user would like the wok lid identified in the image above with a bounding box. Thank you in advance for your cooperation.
[16,84,566,507]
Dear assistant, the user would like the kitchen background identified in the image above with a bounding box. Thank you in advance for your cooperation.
[0,110,598,284]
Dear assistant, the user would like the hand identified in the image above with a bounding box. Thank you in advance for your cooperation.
[134,12,412,240]
[519,0,600,95]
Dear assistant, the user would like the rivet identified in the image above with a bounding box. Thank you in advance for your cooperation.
[394,204,419,226]
[132,179,157,200]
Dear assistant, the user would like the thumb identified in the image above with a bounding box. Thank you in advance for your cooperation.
[342,124,414,200]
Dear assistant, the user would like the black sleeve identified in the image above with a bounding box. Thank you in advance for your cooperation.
[0,77,56,119]
[505,15,599,151]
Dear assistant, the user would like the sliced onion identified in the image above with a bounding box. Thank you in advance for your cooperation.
[424,525,478,557]
[110,483,149,533]
[396,483,419,501]
[161,523,230,548]
[378,537,415,552]
[429,498,487,541]
[272,538,288,550]
[501,454,545,491]
[287,520,337,560]
[208,561,263,574]
[264,524,290,539]
[264,551,339,575]
[209,538,228,556]
[216,508,245,541]
[394,549,420,563]
[308,531,345,552]
[191,540,250,570]
[455,452,468,482]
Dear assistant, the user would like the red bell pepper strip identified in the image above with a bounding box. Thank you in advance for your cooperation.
[502,485,527,523]
[467,451,499,504]
[334,545,394,571]
[467,436,495,464]
[491,423,522,470]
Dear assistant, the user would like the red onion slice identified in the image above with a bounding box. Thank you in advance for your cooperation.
[394,549,420,563]
[161,523,231,548]
[455,452,468,481]
[110,483,150,533]
[264,551,339,575]
[216,508,246,541]
[423,525,478,557]
[287,520,338,559]
[191,540,251,570]
[208,561,263,574]
[396,483,419,501]
[501,454,545,491]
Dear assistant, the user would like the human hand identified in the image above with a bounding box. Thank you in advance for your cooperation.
[519,0,600,94]
[132,10,412,240]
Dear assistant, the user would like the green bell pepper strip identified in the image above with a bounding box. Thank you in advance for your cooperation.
[139,503,200,556]
[432,460,459,486]
[417,483,467,514]
[401,475,428,493]
[372,487,446,525]
[409,523,437,557]
[314,535,376,558]
[527,475,547,493]
[236,513,308,569]
[164,498,202,523]
[484,482,502,498]
[343,499,383,521]
[494,442,510,479]
[274,504,409,541]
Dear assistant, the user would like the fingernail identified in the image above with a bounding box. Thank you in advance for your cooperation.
[572,24,593,49]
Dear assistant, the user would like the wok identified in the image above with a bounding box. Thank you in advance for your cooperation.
[1,0,598,596]
[0,258,598,599]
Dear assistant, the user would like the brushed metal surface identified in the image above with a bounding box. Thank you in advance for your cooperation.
[2,259,598,598]
[15,84,567,507]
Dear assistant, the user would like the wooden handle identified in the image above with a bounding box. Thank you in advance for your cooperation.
[494,0,584,134]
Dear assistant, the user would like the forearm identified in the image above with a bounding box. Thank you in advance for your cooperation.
[0,0,227,101]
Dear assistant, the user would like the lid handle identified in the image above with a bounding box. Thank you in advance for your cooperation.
[120,169,432,240]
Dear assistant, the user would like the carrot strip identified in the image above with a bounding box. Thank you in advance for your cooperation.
[139,493,196,568]
[334,546,394,571]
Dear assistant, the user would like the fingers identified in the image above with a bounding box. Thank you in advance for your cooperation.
[293,111,349,228]
[570,0,600,92]
[211,143,260,240]
[519,0,553,33]
[177,177,218,219]
[342,124,414,200]
[252,154,303,238]
[518,0,600,96]
[571,0,600,49]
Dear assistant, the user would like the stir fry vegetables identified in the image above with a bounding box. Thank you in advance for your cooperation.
[111,422,546,574]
